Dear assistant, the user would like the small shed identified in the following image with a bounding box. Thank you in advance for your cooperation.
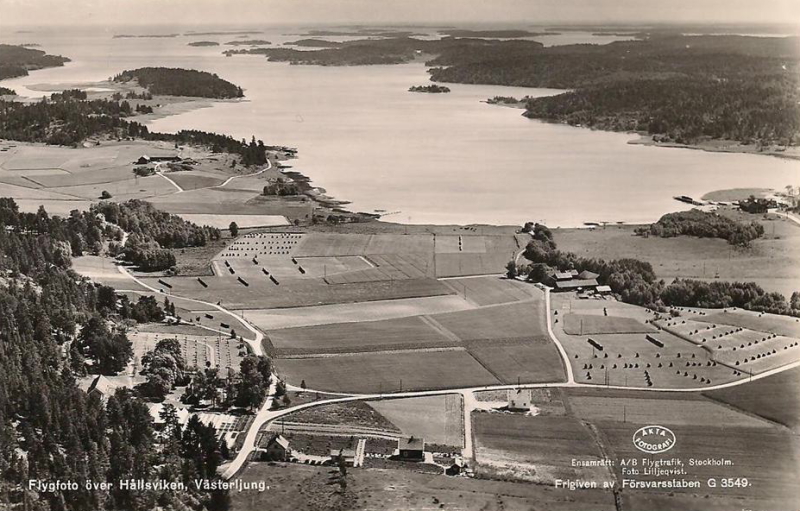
[397,436,425,461]
[578,270,600,280]
[262,434,291,461]
[329,448,356,467]
[596,285,612,294]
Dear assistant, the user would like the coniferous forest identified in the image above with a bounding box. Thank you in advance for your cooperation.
[112,67,244,99]
[0,198,232,511]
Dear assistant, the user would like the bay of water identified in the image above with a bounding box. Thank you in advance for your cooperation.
[2,27,798,226]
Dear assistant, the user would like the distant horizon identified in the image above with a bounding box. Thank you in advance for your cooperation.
[2,0,800,29]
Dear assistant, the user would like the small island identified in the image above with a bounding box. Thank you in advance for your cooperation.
[224,39,272,46]
[408,84,451,93]
[187,41,220,47]
[112,67,244,99]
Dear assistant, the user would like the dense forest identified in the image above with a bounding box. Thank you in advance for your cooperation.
[0,87,15,95]
[0,198,233,510]
[0,44,70,80]
[521,223,800,316]
[112,67,244,99]
[636,209,765,246]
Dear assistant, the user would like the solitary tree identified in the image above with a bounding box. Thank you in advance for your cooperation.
[229,222,239,237]
[505,260,517,279]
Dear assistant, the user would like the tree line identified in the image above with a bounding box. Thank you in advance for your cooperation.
[519,222,800,316]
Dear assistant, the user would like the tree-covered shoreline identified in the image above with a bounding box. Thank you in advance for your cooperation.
[0,44,70,80]
[112,67,244,99]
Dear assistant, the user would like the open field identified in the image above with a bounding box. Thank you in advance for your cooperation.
[233,463,617,511]
[275,349,500,393]
[700,309,800,338]
[565,389,775,428]
[704,367,800,430]
[563,313,657,335]
[178,213,288,228]
[441,276,535,306]
[552,213,800,297]
[245,295,472,331]
[467,341,567,383]
[430,300,548,343]
[72,256,140,288]
[368,395,464,447]
[472,413,612,484]
[552,296,739,388]
[141,274,453,310]
[267,316,456,355]
[598,422,800,509]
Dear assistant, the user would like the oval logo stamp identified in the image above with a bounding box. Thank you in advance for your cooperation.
[632,425,676,454]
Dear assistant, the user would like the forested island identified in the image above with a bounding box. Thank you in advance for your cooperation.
[409,84,450,93]
[0,43,70,80]
[112,67,244,99]
[188,40,220,47]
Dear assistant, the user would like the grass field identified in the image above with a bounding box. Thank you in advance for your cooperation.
[699,309,800,338]
[704,367,800,430]
[267,316,456,355]
[179,213,288,228]
[441,276,535,306]
[472,413,611,484]
[467,342,567,383]
[233,462,617,511]
[563,314,657,335]
[552,296,738,388]
[245,295,472,331]
[275,349,501,393]
[430,300,548,343]
[141,274,453,309]
[368,395,464,447]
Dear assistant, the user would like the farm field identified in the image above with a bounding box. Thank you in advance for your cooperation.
[552,213,800,298]
[178,213,288,228]
[441,275,535,306]
[552,296,739,388]
[564,390,775,428]
[267,316,457,355]
[563,314,657,335]
[368,395,464,447]
[598,422,800,510]
[142,274,453,309]
[275,349,501,393]
[704,367,800,430]
[656,313,800,375]
[467,341,567,383]
[245,295,472,331]
[72,255,141,288]
[472,413,612,484]
[699,309,800,338]
[430,300,548,343]
[232,462,617,511]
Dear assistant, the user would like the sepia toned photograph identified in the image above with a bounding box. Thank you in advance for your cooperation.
[0,1,799,510]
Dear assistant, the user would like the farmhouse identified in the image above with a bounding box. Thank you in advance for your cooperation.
[507,388,532,411]
[545,269,599,291]
[87,375,118,403]
[397,436,426,461]
[446,456,466,476]
[260,434,291,461]
[135,155,182,164]
[329,448,357,467]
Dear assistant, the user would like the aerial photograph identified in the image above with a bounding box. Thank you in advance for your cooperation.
[0,0,799,510]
